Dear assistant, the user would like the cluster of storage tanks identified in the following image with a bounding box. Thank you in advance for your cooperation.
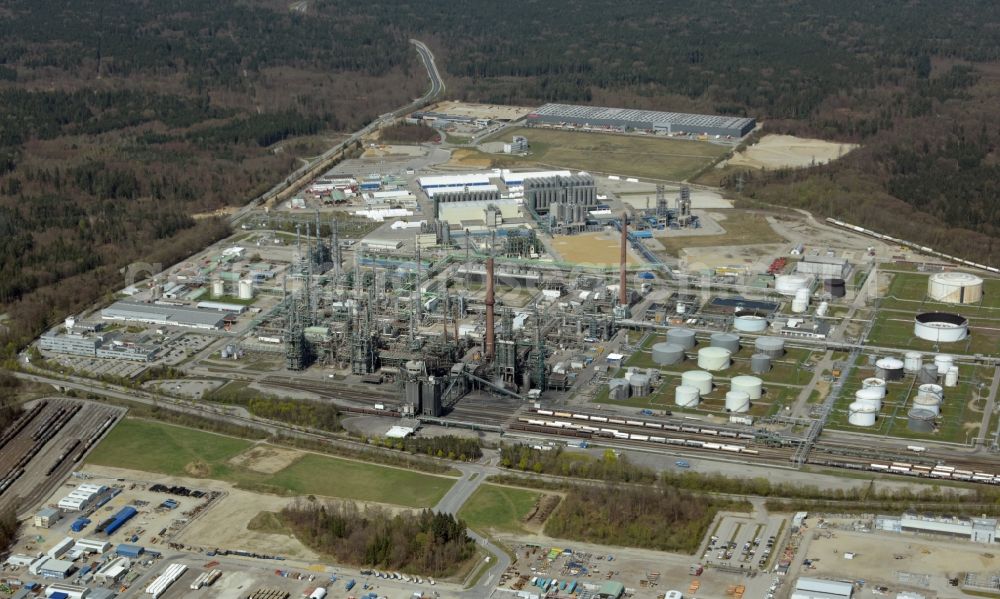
[607,367,661,400]
[848,351,961,432]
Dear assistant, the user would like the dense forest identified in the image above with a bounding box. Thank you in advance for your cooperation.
[544,484,728,554]
[281,501,475,577]
[0,0,424,353]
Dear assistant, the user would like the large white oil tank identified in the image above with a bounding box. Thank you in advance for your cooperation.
[816,301,829,317]
[675,385,700,408]
[934,354,954,373]
[791,297,808,314]
[861,377,887,398]
[855,387,883,410]
[651,342,685,366]
[681,370,713,396]
[914,312,969,343]
[733,314,768,332]
[875,357,904,381]
[212,279,225,298]
[725,391,750,413]
[794,288,811,302]
[775,274,813,296]
[944,365,959,387]
[731,375,763,400]
[904,351,923,373]
[848,402,877,427]
[697,347,731,371]
[928,271,984,304]
[238,278,254,300]
[913,393,942,416]
[918,383,944,400]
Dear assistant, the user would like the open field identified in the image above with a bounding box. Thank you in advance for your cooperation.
[88,419,456,507]
[458,484,544,535]
[551,230,644,265]
[725,134,859,170]
[655,210,786,256]
[489,127,728,181]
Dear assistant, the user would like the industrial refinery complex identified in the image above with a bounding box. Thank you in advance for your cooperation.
[4,90,1000,599]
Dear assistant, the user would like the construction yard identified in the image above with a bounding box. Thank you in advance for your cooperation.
[725,134,859,170]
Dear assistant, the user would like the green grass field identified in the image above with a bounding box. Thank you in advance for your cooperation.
[88,419,455,507]
[489,127,728,181]
[458,484,542,535]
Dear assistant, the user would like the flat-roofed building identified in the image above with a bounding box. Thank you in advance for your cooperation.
[526,103,756,138]
[101,301,225,330]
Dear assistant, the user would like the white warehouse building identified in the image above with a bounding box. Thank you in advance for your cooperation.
[795,255,849,278]
[876,511,998,543]
[791,577,853,599]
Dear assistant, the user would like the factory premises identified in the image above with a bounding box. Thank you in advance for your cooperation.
[7,101,1000,599]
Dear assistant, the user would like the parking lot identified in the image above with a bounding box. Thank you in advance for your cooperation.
[703,514,786,574]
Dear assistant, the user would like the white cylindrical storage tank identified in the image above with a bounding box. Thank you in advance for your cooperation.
[754,336,785,358]
[674,385,700,408]
[681,370,713,396]
[934,354,954,373]
[791,297,808,313]
[676,302,686,315]
[913,393,941,416]
[917,383,943,400]
[775,274,813,296]
[731,375,763,400]
[725,391,751,413]
[794,288,811,302]
[944,366,959,387]
[651,342,685,366]
[212,279,225,298]
[854,388,883,411]
[733,315,768,332]
[238,278,254,300]
[311,589,328,599]
[697,347,731,371]
[914,312,969,343]
[816,301,829,317]
[875,357,904,381]
[861,377,887,398]
[630,374,651,397]
[904,351,923,373]
[848,402,877,427]
[750,353,772,374]
[710,332,740,353]
[928,272,984,304]
[666,328,696,350]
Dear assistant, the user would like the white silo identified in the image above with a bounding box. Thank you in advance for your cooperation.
[933,354,954,373]
[913,393,941,416]
[848,402,877,427]
[861,377,887,398]
[733,315,768,332]
[675,385,700,408]
[791,297,808,314]
[681,370,713,396]
[697,347,731,371]
[775,274,813,296]
[944,366,959,387]
[725,391,751,413]
[928,271,984,304]
[731,375,763,400]
[904,351,923,373]
[918,383,943,400]
[238,278,254,300]
[816,301,829,317]
[855,387,883,411]
[212,279,225,298]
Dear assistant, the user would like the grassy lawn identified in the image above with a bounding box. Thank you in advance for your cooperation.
[458,484,542,535]
[88,419,455,508]
[488,127,728,181]
[656,210,786,256]
[86,418,252,478]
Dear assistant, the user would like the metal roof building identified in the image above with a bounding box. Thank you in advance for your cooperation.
[418,173,492,190]
[526,103,756,138]
[791,577,853,599]
[101,301,225,330]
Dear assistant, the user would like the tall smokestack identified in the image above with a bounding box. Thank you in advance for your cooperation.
[485,257,496,359]
[619,212,628,307]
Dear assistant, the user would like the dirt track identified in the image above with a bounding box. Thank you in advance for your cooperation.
[727,134,858,169]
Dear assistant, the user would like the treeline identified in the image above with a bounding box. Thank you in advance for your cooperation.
[0,506,18,555]
[370,435,482,461]
[378,123,439,144]
[500,445,656,483]
[204,385,340,432]
[281,502,474,577]
[0,371,22,431]
[545,485,732,554]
